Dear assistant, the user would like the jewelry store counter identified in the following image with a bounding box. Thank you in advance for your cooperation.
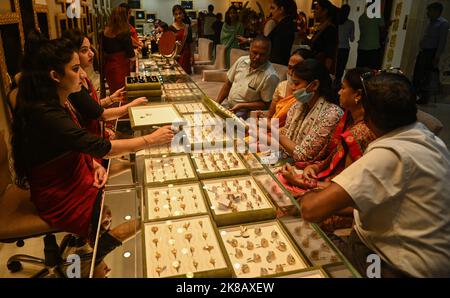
[94,57,360,278]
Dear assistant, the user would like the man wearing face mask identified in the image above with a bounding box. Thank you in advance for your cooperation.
[216,35,280,119]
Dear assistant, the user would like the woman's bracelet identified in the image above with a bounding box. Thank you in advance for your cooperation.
[142,136,151,147]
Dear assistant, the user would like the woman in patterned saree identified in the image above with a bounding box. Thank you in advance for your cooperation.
[276,59,343,162]
[279,68,376,194]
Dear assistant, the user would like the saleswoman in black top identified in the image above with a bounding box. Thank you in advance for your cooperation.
[63,29,147,143]
[11,34,174,275]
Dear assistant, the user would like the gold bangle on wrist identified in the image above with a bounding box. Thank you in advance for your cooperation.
[142,136,151,147]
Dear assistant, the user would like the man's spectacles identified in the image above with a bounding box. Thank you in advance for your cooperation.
[359,67,404,99]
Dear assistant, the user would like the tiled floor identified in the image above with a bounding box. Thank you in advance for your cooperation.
[0,234,67,278]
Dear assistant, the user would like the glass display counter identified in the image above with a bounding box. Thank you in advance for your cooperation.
[91,57,360,278]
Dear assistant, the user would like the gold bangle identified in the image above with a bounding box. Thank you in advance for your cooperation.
[142,136,151,147]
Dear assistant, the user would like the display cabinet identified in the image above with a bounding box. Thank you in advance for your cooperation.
[143,182,208,221]
[218,220,308,277]
[92,57,361,278]
[143,214,231,277]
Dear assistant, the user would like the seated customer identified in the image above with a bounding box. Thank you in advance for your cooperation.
[273,59,343,162]
[279,68,376,194]
[300,72,450,277]
[216,35,280,119]
[254,48,313,127]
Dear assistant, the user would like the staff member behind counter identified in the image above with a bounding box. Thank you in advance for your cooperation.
[215,35,280,119]
[63,29,147,142]
[11,34,174,271]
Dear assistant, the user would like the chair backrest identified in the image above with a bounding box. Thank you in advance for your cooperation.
[0,184,55,240]
[272,63,288,81]
[0,131,55,240]
[230,48,249,68]
[213,44,227,70]
[417,110,444,136]
[197,38,213,61]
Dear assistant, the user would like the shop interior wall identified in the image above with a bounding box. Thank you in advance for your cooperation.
[132,0,342,25]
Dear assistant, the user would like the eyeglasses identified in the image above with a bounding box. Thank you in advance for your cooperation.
[359,67,404,100]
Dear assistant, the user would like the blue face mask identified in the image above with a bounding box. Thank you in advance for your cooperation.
[293,83,314,104]
[287,74,293,84]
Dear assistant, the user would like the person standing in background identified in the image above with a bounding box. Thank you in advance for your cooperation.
[119,3,143,50]
[357,4,385,69]
[294,11,309,45]
[310,0,338,74]
[203,5,217,41]
[170,5,195,74]
[414,2,449,104]
[102,7,135,93]
[221,6,244,68]
[238,0,297,66]
[212,13,224,47]
[336,4,355,88]
[197,11,205,38]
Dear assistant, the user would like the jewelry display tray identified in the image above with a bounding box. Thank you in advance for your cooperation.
[281,218,340,266]
[218,220,308,278]
[201,175,276,226]
[144,182,208,222]
[143,214,231,278]
[144,155,198,186]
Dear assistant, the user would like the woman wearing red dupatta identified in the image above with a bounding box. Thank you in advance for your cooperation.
[278,68,376,194]
[170,5,194,74]
[11,34,174,274]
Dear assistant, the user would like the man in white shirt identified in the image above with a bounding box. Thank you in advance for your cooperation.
[216,35,280,119]
[300,72,450,277]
